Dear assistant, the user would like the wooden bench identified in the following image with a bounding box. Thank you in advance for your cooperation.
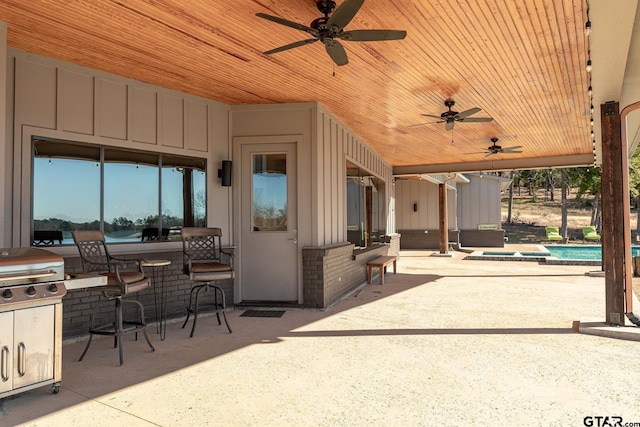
[367,255,397,285]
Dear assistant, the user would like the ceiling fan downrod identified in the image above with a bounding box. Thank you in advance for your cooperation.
[317,0,337,15]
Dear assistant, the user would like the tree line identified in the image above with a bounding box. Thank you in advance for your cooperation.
[502,150,640,238]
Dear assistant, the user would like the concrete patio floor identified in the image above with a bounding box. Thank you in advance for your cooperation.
[1,250,640,426]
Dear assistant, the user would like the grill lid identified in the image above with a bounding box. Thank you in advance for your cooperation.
[0,247,65,286]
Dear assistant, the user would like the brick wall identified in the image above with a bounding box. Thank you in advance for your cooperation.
[458,230,505,247]
[62,250,234,340]
[302,237,399,309]
[398,229,460,249]
[384,233,401,256]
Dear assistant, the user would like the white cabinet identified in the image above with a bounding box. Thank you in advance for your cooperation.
[0,305,57,398]
[0,311,14,394]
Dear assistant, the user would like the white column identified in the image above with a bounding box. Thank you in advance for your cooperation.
[0,22,9,247]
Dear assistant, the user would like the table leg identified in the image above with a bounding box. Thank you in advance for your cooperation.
[152,268,159,336]
[159,265,166,341]
[150,265,167,341]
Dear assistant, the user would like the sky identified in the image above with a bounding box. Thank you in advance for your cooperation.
[33,157,202,224]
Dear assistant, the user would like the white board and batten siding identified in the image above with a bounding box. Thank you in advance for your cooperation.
[456,175,503,230]
[6,48,231,247]
[230,103,394,248]
[315,105,394,247]
[394,179,457,230]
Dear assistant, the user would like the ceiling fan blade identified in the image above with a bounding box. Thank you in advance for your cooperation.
[456,107,481,119]
[485,152,496,157]
[501,145,523,152]
[445,121,455,131]
[256,13,318,36]
[338,29,407,42]
[264,38,319,54]
[420,114,442,119]
[459,117,493,123]
[328,0,365,30]
[325,40,349,66]
[408,120,443,127]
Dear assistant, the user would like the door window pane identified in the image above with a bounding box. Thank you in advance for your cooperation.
[252,153,287,232]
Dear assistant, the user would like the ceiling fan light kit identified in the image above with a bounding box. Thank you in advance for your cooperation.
[417,98,494,131]
[483,137,523,156]
[256,0,407,66]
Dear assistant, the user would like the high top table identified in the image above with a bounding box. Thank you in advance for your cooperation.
[141,259,171,340]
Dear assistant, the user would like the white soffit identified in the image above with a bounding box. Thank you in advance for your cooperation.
[590,0,639,163]
[621,5,640,155]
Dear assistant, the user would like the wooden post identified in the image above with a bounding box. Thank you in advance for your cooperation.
[620,101,640,314]
[438,183,448,254]
[183,168,194,227]
[600,101,628,325]
[365,186,372,247]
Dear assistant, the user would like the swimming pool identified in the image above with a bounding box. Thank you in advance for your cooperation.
[544,245,640,260]
[468,244,640,266]
[544,245,602,260]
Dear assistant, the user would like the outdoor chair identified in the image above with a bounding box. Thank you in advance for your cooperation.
[72,230,155,365]
[141,227,170,241]
[545,226,563,242]
[33,230,63,245]
[181,227,234,337]
[582,226,601,241]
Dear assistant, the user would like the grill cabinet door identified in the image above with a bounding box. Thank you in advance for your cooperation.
[12,305,54,389]
[0,312,14,393]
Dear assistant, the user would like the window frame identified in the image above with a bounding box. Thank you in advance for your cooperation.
[346,160,386,249]
[31,137,207,246]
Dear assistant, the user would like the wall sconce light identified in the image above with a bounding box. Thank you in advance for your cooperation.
[218,160,232,187]
[585,20,592,35]
[413,203,418,212]
[588,85,593,96]
[586,59,592,72]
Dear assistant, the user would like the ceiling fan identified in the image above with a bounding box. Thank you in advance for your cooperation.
[256,0,407,66]
[415,99,493,131]
[470,137,523,157]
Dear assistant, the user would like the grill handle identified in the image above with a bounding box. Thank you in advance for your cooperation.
[1,346,8,382]
[17,342,26,377]
[0,270,57,282]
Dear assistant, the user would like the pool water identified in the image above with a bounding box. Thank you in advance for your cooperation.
[544,245,640,260]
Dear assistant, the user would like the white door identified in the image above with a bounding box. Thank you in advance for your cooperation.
[240,142,298,301]
[13,305,54,389]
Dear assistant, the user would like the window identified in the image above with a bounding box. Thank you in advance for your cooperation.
[346,161,386,248]
[252,153,287,232]
[32,138,206,245]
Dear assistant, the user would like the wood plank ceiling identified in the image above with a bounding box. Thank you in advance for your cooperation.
[0,0,593,173]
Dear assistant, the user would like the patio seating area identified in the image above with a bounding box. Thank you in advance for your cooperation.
[1,251,639,426]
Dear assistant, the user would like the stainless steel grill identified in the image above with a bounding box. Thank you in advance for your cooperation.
[0,247,67,399]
